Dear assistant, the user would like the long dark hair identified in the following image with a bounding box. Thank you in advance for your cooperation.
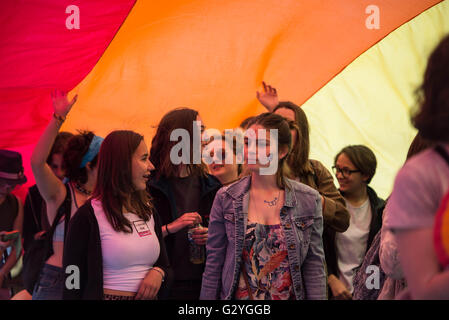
[93,130,153,233]
[273,101,311,177]
[412,35,449,142]
[150,108,208,179]
[247,113,292,189]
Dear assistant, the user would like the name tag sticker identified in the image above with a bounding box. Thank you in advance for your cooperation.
[133,220,151,237]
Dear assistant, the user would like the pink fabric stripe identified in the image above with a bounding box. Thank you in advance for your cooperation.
[0,0,135,200]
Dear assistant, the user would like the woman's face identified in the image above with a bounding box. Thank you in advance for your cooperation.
[274,107,297,147]
[244,124,286,175]
[132,140,154,191]
[49,153,65,180]
[335,152,367,194]
[204,139,239,184]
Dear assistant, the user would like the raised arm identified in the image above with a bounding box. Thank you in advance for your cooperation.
[256,81,279,112]
[30,90,77,212]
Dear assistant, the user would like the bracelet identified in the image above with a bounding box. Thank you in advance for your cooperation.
[151,267,165,282]
[53,112,66,124]
[165,224,171,235]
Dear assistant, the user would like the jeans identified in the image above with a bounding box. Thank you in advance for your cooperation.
[32,264,64,300]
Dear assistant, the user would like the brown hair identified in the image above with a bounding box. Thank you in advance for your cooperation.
[334,145,377,184]
[150,108,208,179]
[47,131,74,165]
[239,116,255,129]
[412,35,449,142]
[273,101,311,177]
[406,132,435,161]
[63,131,98,184]
[247,112,293,189]
[93,130,153,233]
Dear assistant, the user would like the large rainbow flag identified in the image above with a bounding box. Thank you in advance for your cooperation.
[1,0,448,200]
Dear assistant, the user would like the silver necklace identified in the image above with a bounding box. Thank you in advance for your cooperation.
[263,190,280,207]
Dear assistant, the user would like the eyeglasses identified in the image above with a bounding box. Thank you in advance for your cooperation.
[332,166,361,178]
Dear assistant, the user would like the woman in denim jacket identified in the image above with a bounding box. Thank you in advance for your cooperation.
[200,113,326,300]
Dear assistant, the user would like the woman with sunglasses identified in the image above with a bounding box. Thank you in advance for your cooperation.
[329,145,385,299]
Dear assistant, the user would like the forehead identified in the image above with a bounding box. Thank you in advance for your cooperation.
[274,108,295,122]
[134,140,148,154]
[336,152,356,169]
[204,139,232,153]
[247,124,270,136]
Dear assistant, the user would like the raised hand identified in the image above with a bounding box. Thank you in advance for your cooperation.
[51,89,78,118]
[256,81,279,112]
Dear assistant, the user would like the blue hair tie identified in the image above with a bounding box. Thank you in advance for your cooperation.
[79,135,104,168]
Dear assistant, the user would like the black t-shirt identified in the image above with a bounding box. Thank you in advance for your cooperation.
[169,175,204,281]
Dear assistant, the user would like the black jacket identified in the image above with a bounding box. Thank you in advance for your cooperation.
[147,173,222,282]
[147,173,222,228]
[325,186,385,279]
[62,199,171,300]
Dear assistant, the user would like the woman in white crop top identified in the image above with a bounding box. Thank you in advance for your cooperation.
[63,130,169,300]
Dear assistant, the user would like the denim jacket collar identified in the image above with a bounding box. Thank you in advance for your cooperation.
[225,175,298,209]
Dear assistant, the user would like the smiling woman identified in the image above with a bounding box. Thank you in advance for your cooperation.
[62,130,171,300]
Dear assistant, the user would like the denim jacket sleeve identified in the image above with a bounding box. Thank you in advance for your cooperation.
[200,188,228,300]
[301,194,327,300]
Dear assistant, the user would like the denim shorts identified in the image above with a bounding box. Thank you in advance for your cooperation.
[32,264,64,300]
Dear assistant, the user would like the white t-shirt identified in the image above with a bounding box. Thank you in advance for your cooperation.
[91,198,160,293]
[385,144,449,231]
[336,198,372,293]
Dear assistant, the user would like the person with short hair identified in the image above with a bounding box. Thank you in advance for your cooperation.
[329,145,385,299]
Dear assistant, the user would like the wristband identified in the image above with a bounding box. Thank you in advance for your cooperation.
[165,224,171,235]
[53,112,66,124]
[151,267,165,282]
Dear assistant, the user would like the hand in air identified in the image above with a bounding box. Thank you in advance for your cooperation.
[51,89,78,118]
[256,81,279,112]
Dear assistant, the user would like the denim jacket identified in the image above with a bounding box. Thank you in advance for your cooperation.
[200,176,327,300]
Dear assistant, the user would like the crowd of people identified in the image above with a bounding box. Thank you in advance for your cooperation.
[1,34,449,300]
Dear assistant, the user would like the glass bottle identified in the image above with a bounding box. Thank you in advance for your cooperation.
[187,223,205,264]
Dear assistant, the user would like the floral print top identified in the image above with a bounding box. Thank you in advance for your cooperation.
[234,221,295,300]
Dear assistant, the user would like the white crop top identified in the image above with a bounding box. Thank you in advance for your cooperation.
[91,198,160,293]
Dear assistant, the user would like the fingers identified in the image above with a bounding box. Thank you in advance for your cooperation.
[135,285,145,300]
[182,212,202,224]
[262,81,267,92]
[192,227,208,245]
[69,94,78,107]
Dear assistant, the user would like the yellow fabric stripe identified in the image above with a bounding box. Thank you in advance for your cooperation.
[302,0,449,198]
